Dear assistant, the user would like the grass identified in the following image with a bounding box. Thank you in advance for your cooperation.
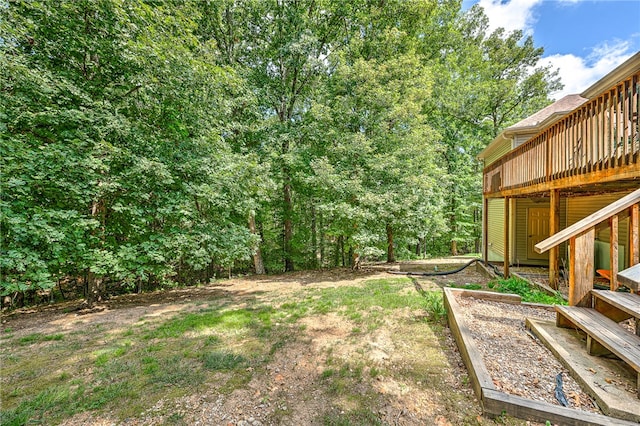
[0,276,462,425]
[18,332,64,345]
[492,277,567,305]
[322,408,384,426]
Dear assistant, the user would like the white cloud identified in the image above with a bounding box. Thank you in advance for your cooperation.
[472,0,638,100]
[477,0,542,36]
[539,41,634,99]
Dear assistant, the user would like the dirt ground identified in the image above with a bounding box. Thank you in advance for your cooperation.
[1,258,535,426]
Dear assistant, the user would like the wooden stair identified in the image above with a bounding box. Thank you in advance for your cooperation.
[556,290,640,398]
[592,290,640,336]
[618,263,640,292]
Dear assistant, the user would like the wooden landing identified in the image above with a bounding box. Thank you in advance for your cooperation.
[618,263,640,292]
[527,318,640,422]
[556,305,640,397]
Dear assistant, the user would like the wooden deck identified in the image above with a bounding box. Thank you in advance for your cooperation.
[483,70,640,199]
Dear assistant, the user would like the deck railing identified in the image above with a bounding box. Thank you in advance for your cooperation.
[484,71,640,195]
[534,188,640,306]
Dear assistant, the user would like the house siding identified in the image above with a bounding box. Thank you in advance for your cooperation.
[566,192,632,270]
[514,198,568,266]
[483,140,511,168]
[487,198,505,261]
[512,133,536,149]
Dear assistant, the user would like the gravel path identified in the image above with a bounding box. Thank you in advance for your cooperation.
[455,296,601,413]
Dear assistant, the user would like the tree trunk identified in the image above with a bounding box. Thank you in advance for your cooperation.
[386,223,395,263]
[282,130,294,272]
[86,271,104,307]
[249,213,265,275]
[318,209,325,268]
[311,204,318,269]
[283,179,294,272]
[87,198,105,307]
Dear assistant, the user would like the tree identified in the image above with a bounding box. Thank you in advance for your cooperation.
[424,4,562,255]
[1,1,259,305]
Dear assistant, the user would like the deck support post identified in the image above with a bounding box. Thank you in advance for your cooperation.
[504,197,510,278]
[609,214,618,290]
[630,203,639,267]
[569,227,595,307]
[549,189,560,290]
[483,196,489,264]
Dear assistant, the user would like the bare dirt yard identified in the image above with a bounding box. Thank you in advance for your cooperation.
[2,259,541,426]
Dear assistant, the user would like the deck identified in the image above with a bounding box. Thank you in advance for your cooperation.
[483,70,640,199]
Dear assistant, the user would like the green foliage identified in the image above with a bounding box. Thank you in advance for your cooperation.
[421,291,447,321]
[493,277,567,305]
[1,0,561,302]
[202,351,247,371]
[1,0,260,301]
[18,333,63,345]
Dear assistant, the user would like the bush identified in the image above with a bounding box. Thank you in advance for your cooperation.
[493,277,566,305]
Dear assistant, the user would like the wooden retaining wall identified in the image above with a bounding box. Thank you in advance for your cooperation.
[443,287,638,425]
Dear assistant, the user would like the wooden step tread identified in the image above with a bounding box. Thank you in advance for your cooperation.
[618,263,640,292]
[555,306,640,373]
[592,290,640,319]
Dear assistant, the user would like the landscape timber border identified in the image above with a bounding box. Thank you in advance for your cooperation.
[443,287,638,425]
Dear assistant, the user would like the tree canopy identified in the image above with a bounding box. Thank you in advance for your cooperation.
[0,0,560,306]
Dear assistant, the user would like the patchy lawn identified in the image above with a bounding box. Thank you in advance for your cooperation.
[1,263,530,425]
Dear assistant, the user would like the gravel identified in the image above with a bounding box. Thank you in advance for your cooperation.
[455,295,600,413]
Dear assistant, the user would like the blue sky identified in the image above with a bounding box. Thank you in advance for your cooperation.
[462,0,640,99]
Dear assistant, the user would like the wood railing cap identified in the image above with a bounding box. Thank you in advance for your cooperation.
[534,187,640,254]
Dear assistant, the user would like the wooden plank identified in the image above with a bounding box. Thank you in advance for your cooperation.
[482,388,639,426]
[555,306,640,374]
[484,164,640,198]
[610,214,619,290]
[448,289,521,303]
[528,318,640,421]
[623,80,630,166]
[630,204,639,267]
[504,197,510,278]
[535,188,640,254]
[592,290,640,318]
[569,228,595,307]
[609,88,616,168]
[587,334,614,357]
[592,290,640,325]
[549,189,560,289]
[442,288,496,399]
[619,263,640,292]
[632,75,639,159]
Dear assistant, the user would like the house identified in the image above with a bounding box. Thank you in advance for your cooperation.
[479,51,640,295]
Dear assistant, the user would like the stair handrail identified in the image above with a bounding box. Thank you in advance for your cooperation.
[535,187,640,254]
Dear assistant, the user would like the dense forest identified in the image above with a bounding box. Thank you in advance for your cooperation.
[0,0,561,306]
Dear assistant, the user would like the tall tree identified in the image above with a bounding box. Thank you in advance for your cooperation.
[425,4,562,255]
[1,1,259,304]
